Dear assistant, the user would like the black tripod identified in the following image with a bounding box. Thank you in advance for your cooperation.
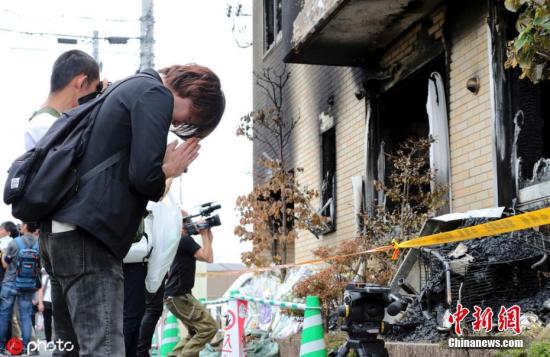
[333,334,389,357]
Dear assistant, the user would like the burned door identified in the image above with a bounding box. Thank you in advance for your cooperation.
[366,57,450,212]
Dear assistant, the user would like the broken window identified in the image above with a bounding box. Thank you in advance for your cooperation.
[264,0,282,52]
[514,77,550,189]
[368,57,450,212]
[502,10,550,203]
[320,111,336,232]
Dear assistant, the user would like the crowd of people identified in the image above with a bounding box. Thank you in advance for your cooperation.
[0,221,52,353]
[1,49,225,356]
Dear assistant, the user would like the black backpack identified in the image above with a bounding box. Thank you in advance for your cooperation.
[3,74,148,222]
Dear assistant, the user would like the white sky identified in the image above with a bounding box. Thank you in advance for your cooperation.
[0,0,253,263]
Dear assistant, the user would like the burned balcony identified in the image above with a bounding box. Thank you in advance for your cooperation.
[285,0,445,66]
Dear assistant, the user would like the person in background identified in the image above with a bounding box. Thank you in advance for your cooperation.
[0,221,20,341]
[37,268,52,343]
[164,215,216,357]
[126,176,175,357]
[24,49,100,151]
[0,222,18,253]
[0,222,40,355]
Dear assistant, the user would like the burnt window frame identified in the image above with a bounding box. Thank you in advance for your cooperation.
[320,125,336,233]
[263,0,282,53]
[495,7,550,206]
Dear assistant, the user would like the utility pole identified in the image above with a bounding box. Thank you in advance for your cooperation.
[92,30,99,63]
[139,0,154,71]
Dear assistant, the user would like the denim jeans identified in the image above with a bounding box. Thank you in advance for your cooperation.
[40,228,124,356]
[0,282,34,348]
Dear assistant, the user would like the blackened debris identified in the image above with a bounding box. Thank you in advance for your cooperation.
[513,282,550,323]
[385,302,447,342]
[386,217,548,342]
[438,218,543,263]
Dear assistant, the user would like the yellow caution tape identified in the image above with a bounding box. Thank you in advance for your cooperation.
[197,207,550,276]
[197,244,393,277]
[395,207,550,249]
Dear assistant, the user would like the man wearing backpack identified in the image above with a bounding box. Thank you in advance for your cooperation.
[0,222,40,355]
[24,49,100,151]
[35,64,225,356]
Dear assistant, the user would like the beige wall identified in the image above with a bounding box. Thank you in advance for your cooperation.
[448,13,495,211]
[290,65,366,263]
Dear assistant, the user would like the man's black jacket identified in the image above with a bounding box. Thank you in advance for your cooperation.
[53,69,173,259]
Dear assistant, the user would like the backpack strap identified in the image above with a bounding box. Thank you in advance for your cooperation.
[14,237,27,251]
[29,107,61,121]
[76,72,157,185]
[80,149,129,185]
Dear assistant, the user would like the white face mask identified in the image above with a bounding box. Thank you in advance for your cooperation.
[169,123,199,140]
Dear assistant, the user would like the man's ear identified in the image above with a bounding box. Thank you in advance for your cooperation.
[72,74,89,90]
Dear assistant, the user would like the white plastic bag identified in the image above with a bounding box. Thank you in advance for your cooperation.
[35,312,44,332]
[145,193,182,293]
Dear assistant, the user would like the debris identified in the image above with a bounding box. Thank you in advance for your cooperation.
[385,302,448,342]
[448,254,474,275]
[387,216,548,342]
[447,243,468,259]
[520,157,550,188]
[520,312,543,333]
[513,282,550,324]
[439,218,543,263]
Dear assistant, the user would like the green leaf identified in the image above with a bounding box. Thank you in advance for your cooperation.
[515,31,531,51]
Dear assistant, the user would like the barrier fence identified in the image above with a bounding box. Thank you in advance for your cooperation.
[164,291,329,357]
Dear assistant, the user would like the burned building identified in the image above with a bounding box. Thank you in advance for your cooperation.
[252,0,550,264]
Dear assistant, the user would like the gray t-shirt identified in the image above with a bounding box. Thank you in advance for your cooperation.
[3,235,38,283]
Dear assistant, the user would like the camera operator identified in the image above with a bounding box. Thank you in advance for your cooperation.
[163,213,217,357]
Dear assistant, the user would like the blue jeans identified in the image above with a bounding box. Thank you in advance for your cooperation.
[40,228,124,357]
[0,282,34,348]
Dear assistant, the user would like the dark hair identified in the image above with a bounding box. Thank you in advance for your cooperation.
[22,222,39,234]
[50,50,100,93]
[159,64,225,137]
[1,221,18,238]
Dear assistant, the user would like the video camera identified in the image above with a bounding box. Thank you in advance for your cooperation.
[332,283,411,357]
[182,202,222,236]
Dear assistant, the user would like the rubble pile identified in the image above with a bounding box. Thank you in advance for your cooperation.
[514,282,550,323]
[438,229,543,264]
[387,218,549,342]
[386,302,446,342]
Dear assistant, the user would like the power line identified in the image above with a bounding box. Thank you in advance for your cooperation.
[0,46,139,56]
[0,27,140,41]
[0,8,138,23]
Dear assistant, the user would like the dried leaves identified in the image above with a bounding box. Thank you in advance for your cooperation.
[235,159,327,267]
[294,137,449,310]
[235,66,327,267]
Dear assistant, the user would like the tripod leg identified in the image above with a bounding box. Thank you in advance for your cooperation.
[359,341,389,357]
[336,342,351,357]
